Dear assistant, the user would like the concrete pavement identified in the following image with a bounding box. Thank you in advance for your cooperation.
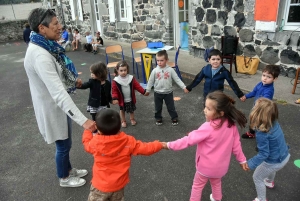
[0,41,300,201]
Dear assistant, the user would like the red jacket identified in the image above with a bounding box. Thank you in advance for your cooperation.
[82,130,162,192]
[112,75,145,107]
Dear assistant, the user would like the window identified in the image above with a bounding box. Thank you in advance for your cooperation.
[119,0,127,21]
[108,0,133,23]
[69,0,83,21]
[283,0,300,30]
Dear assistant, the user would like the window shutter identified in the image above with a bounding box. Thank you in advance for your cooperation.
[69,0,76,20]
[108,0,115,22]
[126,0,133,23]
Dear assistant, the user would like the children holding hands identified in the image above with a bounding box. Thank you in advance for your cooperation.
[162,91,248,201]
[145,50,187,126]
[82,109,163,201]
[185,49,244,105]
[240,65,281,139]
[112,60,148,128]
[243,98,290,201]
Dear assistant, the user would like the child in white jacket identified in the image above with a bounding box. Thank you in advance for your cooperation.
[145,50,186,126]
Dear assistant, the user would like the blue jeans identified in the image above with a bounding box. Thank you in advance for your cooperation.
[55,116,72,178]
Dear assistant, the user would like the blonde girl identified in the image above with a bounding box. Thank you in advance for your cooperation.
[245,98,290,201]
[163,91,248,201]
[112,60,147,128]
[77,62,112,122]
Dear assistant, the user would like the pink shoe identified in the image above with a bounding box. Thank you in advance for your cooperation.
[264,179,274,188]
[121,121,127,128]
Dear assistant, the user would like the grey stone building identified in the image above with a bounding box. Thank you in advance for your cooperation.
[52,0,300,75]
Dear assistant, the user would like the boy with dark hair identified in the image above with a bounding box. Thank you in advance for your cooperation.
[240,65,281,138]
[145,50,187,126]
[82,109,163,201]
[185,49,244,105]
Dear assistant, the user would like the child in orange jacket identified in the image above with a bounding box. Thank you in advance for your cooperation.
[82,109,163,201]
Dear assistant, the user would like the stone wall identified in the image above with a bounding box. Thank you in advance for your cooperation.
[102,0,173,44]
[57,0,92,37]
[189,0,300,77]
[0,20,28,42]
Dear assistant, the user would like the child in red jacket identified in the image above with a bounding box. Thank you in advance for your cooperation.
[82,109,163,201]
[112,60,148,128]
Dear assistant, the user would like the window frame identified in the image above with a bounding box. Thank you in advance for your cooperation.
[119,0,127,21]
[283,0,300,30]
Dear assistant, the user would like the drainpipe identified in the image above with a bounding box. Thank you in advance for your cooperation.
[11,0,16,20]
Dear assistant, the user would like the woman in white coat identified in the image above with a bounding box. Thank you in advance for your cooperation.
[24,8,96,188]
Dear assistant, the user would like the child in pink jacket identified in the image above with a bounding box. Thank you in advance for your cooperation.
[163,91,248,201]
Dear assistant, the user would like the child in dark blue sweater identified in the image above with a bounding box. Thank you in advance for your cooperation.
[240,65,280,138]
[185,49,244,105]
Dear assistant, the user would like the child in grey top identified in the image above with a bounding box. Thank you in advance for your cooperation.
[145,50,186,126]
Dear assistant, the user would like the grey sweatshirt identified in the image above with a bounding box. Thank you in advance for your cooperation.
[146,65,186,94]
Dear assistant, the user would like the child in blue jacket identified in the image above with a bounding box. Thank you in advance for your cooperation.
[240,65,280,138]
[185,49,244,105]
[244,98,290,201]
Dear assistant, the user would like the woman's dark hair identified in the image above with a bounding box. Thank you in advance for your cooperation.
[96,109,121,135]
[114,60,130,76]
[207,91,247,129]
[156,50,168,60]
[28,8,56,33]
[74,28,79,33]
[90,62,107,81]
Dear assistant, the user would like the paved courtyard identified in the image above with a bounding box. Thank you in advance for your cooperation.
[0,41,300,201]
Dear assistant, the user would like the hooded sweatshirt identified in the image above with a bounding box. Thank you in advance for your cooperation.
[82,130,162,192]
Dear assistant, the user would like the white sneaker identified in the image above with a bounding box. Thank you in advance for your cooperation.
[59,176,86,187]
[253,198,268,201]
[263,179,274,188]
[210,194,221,201]
[69,168,88,178]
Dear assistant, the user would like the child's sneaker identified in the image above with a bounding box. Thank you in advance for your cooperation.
[69,168,88,178]
[242,132,255,138]
[210,194,221,201]
[172,119,178,126]
[59,176,86,187]
[253,198,268,201]
[264,179,274,188]
[156,120,163,126]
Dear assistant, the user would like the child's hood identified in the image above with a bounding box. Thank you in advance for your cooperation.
[93,132,133,156]
[114,74,133,86]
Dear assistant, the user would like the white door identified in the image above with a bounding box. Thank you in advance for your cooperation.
[174,0,189,51]
[93,0,102,32]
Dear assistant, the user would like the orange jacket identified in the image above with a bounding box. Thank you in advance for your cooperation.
[82,130,162,192]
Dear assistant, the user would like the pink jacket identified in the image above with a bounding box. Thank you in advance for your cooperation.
[168,119,246,178]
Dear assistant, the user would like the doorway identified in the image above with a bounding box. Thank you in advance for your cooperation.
[174,0,189,51]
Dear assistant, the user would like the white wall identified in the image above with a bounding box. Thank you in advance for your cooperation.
[0,2,42,20]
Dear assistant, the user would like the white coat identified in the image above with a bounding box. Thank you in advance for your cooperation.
[24,43,87,144]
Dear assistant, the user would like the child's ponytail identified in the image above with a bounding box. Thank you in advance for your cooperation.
[207,91,247,129]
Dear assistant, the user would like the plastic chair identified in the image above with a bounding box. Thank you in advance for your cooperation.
[221,36,239,74]
[131,40,147,79]
[167,46,182,80]
[105,45,124,81]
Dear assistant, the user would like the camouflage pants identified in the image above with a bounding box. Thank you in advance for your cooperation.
[88,185,125,201]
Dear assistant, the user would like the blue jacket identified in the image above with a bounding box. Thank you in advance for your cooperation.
[23,27,31,43]
[61,30,68,41]
[186,64,244,98]
[245,82,274,102]
[248,121,289,170]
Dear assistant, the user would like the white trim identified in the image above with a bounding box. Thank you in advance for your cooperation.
[283,0,300,30]
[69,0,76,20]
[126,0,133,23]
[119,0,127,21]
[77,0,83,21]
[108,0,115,22]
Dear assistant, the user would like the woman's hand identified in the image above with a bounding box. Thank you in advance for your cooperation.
[82,119,96,131]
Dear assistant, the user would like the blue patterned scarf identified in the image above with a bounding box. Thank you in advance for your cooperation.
[30,32,78,93]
